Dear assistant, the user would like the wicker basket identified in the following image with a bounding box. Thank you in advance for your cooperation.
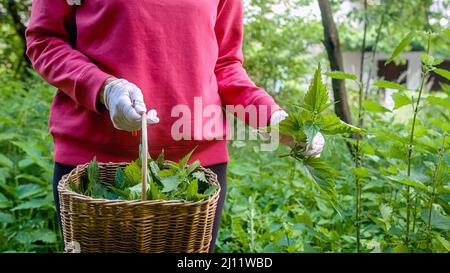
[57,113,221,253]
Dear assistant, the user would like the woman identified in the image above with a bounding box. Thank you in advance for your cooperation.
[26,0,324,252]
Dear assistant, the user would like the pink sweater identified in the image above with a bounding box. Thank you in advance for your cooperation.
[26,0,279,166]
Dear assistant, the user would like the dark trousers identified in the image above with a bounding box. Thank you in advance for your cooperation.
[52,161,227,253]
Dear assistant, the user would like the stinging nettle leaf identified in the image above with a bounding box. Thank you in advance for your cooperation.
[362,100,391,113]
[15,184,42,200]
[160,176,181,193]
[388,176,427,190]
[114,168,125,189]
[392,92,412,110]
[427,96,450,110]
[324,71,357,81]
[434,68,450,81]
[186,179,199,201]
[385,31,415,65]
[303,121,321,145]
[124,160,142,187]
[353,167,369,178]
[304,63,330,114]
[421,209,450,231]
[192,171,207,183]
[373,80,408,91]
[303,157,338,196]
[318,114,362,135]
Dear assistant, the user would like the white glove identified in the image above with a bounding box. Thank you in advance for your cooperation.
[304,132,325,157]
[270,109,289,125]
[270,110,325,157]
[103,79,159,131]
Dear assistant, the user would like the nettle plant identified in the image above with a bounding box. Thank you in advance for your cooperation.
[277,63,362,209]
[325,30,450,252]
[71,150,218,202]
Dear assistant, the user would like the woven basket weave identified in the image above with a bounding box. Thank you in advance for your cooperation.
[57,112,221,253]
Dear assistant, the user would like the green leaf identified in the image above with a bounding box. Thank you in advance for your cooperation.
[392,92,412,110]
[303,121,321,145]
[279,110,307,142]
[203,184,218,196]
[124,160,142,187]
[128,182,148,200]
[192,171,207,183]
[92,183,108,199]
[324,71,357,81]
[427,96,450,109]
[155,150,165,168]
[385,31,415,65]
[14,174,45,185]
[185,160,201,176]
[372,129,408,144]
[88,157,99,184]
[303,157,337,196]
[11,198,50,211]
[114,168,125,189]
[18,158,34,169]
[392,244,410,253]
[160,176,181,193]
[86,157,99,195]
[304,63,330,114]
[179,148,196,169]
[295,211,313,227]
[368,215,388,232]
[0,193,12,209]
[436,235,450,251]
[318,114,362,135]
[16,184,42,199]
[373,80,408,91]
[362,100,391,113]
[389,176,427,190]
[31,229,56,244]
[0,154,13,169]
[421,209,450,231]
[186,179,199,201]
[435,68,450,81]
[0,212,14,224]
[107,185,129,200]
[14,231,33,245]
[421,54,443,66]
[149,161,161,177]
[148,174,163,200]
[380,204,393,223]
[353,167,369,178]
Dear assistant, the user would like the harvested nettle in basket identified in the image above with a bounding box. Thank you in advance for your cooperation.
[59,113,220,253]
[68,150,218,202]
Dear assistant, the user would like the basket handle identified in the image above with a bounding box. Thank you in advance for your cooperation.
[141,111,148,201]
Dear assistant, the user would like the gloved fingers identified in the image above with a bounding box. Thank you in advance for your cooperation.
[128,86,147,113]
[303,147,322,157]
[121,97,144,131]
[111,111,139,132]
[303,132,325,157]
[133,100,147,116]
[270,110,289,126]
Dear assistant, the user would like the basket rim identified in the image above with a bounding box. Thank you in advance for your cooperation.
[57,161,221,207]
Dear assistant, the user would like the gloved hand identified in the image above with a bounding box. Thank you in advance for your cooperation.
[270,110,325,157]
[102,78,159,131]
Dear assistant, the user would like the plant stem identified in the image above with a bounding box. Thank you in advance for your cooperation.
[364,5,387,100]
[405,32,431,245]
[353,0,368,253]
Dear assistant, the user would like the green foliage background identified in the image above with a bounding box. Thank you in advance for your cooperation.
[0,0,449,253]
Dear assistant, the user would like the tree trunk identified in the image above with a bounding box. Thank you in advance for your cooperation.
[5,0,31,67]
[318,0,353,125]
